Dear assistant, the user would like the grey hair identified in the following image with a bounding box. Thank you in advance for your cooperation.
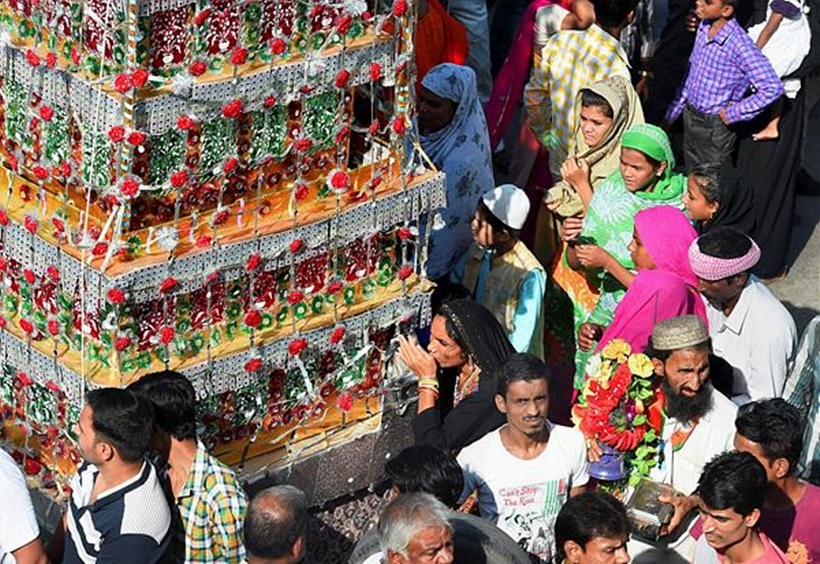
[244,485,308,559]
[377,492,453,557]
[689,164,722,204]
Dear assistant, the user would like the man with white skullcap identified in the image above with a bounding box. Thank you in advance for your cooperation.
[688,227,796,404]
[453,184,546,359]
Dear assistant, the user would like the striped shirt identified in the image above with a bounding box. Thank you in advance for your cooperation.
[64,460,171,563]
[666,18,783,124]
[170,442,248,563]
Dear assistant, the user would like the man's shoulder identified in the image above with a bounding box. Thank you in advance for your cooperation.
[746,279,795,327]
[457,429,502,463]
[704,389,738,425]
[200,454,247,504]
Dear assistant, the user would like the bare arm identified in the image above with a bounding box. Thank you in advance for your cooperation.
[12,538,48,564]
[755,12,784,50]
[562,0,596,29]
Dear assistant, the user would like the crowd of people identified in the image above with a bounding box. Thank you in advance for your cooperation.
[1,0,818,562]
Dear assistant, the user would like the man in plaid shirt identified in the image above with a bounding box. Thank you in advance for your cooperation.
[665,0,783,170]
[130,371,248,563]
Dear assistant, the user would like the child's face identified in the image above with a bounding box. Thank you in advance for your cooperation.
[471,209,494,248]
[683,175,719,222]
[695,0,732,21]
[619,148,664,193]
[579,105,613,149]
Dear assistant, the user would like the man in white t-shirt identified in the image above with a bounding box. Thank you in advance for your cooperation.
[457,353,589,563]
[0,448,47,564]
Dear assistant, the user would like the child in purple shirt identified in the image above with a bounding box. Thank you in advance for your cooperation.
[665,0,783,171]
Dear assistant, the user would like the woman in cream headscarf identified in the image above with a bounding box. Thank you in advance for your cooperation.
[547,76,644,218]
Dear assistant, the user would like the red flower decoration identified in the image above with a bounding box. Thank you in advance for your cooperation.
[108,126,126,143]
[189,61,207,76]
[212,209,230,225]
[107,288,126,304]
[26,49,40,67]
[33,166,49,180]
[330,326,346,344]
[294,184,309,201]
[335,69,351,88]
[369,121,380,136]
[392,117,406,136]
[160,277,179,293]
[245,253,261,272]
[160,326,175,345]
[245,309,262,328]
[245,358,263,372]
[270,38,287,55]
[336,392,353,412]
[45,53,57,68]
[113,73,132,93]
[0,258,8,271]
[289,239,303,254]
[120,177,140,198]
[92,242,109,256]
[127,131,147,146]
[288,338,308,356]
[23,215,38,234]
[23,269,36,284]
[222,99,243,119]
[130,69,149,88]
[393,0,408,16]
[222,157,238,174]
[196,235,212,248]
[19,319,34,334]
[0,209,8,226]
[231,47,248,65]
[177,115,195,131]
[287,290,304,305]
[70,47,80,66]
[60,161,71,177]
[398,265,413,280]
[263,96,276,109]
[327,280,343,294]
[397,227,413,240]
[17,371,33,385]
[337,15,352,34]
[329,170,350,191]
[335,126,351,144]
[294,138,312,152]
[370,63,382,81]
[39,106,54,121]
[46,266,59,281]
[170,170,188,188]
[114,337,131,351]
[47,319,59,336]
[195,8,211,26]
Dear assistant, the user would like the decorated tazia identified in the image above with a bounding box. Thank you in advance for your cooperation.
[572,340,663,486]
[0,0,442,488]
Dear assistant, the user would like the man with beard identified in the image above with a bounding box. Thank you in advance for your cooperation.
[688,227,797,404]
[632,315,737,561]
[457,353,589,563]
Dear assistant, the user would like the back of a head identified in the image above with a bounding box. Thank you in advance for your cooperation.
[554,492,630,561]
[128,370,198,441]
[695,227,753,260]
[245,485,307,561]
[497,353,552,398]
[377,492,453,557]
[735,399,805,476]
[384,446,464,508]
[86,388,155,463]
[592,0,639,29]
[698,451,767,517]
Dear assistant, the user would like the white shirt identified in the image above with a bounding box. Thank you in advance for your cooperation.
[0,449,40,563]
[705,277,797,403]
[457,423,589,563]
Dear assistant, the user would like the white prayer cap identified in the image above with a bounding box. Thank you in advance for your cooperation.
[481,184,530,230]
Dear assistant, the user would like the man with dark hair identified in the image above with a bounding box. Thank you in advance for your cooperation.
[734,399,820,561]
[457,353,588,563]
[692,451,788,562]
[64,388,171,563]
[688,228,796,403]
[128,370,248,563]
[635,315,737,560]
[244,485,307,564]
[554,492,630,564]
[384,445,464,508]
[454,184,546,358]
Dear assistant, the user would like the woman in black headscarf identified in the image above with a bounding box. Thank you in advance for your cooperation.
[683,160,756,235]
[398,299,515,452]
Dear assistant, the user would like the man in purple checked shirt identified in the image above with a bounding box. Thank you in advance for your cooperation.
[664,0,783,171]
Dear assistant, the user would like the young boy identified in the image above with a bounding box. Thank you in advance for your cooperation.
[664,0,783,170]
[453,184,546,359]
[693,451,789,563]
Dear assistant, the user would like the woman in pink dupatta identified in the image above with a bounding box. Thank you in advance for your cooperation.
[593,206,708,354]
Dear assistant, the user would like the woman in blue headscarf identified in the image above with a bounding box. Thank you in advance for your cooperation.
[419,63,495,281]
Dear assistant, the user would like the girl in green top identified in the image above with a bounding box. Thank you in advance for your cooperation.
[562,124,686,385]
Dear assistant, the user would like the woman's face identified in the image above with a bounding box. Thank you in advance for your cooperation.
[418,87,456,136]
[427,315,468,369]
[628,226,656,270]
[579,104,614,148]
[683,174,719,221]
[620,148,666,193]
